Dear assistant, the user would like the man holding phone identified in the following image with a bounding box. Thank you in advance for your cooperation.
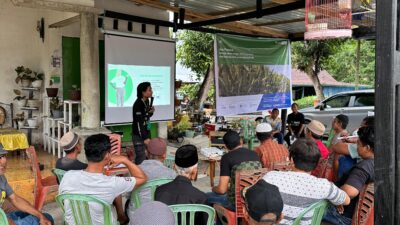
[132,82,155,165]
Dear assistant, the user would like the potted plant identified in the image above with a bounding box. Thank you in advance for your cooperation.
[27,116,38,128]
[31,72,44,88]
[15,112,25,128]
[46,79,58,97]
[15,66,33,87]
[50,97,63,118]
[13,90,27,107]
[69,85,81,101]
[176,115,194,138]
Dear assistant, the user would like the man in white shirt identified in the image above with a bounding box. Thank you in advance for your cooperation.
[60,134,147,225]
[110,70,127,107]
[264,108,284,144]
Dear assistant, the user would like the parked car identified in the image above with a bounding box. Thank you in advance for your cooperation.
[300,89,374,133]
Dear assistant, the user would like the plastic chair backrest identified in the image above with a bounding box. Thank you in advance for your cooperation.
[292,200,329,225]
[56,194,114,225]
[235,169,270,219]
[164,155,175,169]
[108,133,121,155]
[26,146,43,190]
[130,178,173,209]
[352,183,374,225]
[323,128,335,147]
[169,204,216,225]
[52,168,66,184]
[228,161,262,206]
[0,208,9,225]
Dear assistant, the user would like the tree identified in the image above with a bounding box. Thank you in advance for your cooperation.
[324,39,375,86]
[292,40,340,101]
[177,30,214,108]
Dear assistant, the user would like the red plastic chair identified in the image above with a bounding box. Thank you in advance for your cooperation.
[351,183,374,225]
[108,133,121,155]
[26,147,58,210]
[312,158,334,182]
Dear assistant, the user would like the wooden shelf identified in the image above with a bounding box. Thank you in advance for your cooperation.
[20,107,39,111]
[21,87,40,91]
[20,126,39,129]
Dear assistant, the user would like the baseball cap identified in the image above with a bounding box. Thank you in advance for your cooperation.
[175,144,198,168]
[60,131,79,151]
[256,123,273,133]
[242,179,283,223]
[0,144,8,155]
[130,201,175,225]
[306,120,325,136]
[147,138,167,156]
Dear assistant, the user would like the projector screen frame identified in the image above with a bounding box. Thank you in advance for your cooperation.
[103,30,176,125]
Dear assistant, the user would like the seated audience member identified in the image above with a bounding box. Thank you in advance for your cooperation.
[329,114,349,147]
[263,139,350,225]
[56,131,87,171]
[130,201,175,225]
[255,123,289,169]
[331,116,374,180]
[255,117,264,124]
[323,126,375,225]
[155,145,207,225]
[59,134,147,225]
[305,120,329,159]
[0,145,54,225]
[243,180,284,225]
[207,131,260,211]
[264,108,284,144]
[284,103,305,146]
[128,138,176,216]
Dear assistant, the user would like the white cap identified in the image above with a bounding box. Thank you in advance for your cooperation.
[256,123,273,133]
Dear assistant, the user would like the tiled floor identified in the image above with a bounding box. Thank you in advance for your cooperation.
[5,148,220,225]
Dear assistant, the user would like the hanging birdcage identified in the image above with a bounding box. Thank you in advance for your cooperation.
[305,0,352,40]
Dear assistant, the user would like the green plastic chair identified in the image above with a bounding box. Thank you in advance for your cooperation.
[0,208,9,225]
[130,178,173,209]
[164,155,175,169]
[323,129,335,147]
[169,204,216,225]
[52,168,66,184]
[292,200,328,225]
[56,193,117,225]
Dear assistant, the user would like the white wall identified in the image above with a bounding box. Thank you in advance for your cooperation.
[0,0,170,143]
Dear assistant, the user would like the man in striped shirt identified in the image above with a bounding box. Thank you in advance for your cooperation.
[263,139,350,225]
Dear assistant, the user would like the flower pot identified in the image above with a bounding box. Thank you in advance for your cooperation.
[185,130,195,138]
[27,99,40,108]
[51,109,63,119]
[17,120,25,128]
[21,79,31,88]
[69,90,81,101]
[27,118,38,127]
[15,99,27,108]
[46,88,58,97]
[31,80,42,88]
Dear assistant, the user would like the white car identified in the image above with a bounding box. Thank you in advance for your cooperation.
[300,89,374,133]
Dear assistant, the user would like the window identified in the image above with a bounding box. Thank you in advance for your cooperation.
[354,94,374,107]
[324,95,351,108]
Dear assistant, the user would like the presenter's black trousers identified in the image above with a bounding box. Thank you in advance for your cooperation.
[132,135,146,165]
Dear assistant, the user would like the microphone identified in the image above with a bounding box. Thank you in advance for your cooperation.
[149,97,154,108]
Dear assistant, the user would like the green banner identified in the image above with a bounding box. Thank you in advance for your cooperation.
[216,34,290,65]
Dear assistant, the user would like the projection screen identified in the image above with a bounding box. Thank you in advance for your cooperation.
[105,32,175,124]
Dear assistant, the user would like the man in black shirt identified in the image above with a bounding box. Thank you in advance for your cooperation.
[155,145,208,225]
[322,126,375,225]
[132,82,154,165]
[207,131,260,211]
[56,131,87,171]
[284,103,305,146]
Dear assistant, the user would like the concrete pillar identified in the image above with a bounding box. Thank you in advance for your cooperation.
[80,13,100,129]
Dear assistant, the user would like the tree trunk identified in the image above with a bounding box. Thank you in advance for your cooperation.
[195,64,214,108]
[307,72,325,101]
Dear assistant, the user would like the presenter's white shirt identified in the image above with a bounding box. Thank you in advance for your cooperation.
[59,170,136,225]
[111,76,126,88]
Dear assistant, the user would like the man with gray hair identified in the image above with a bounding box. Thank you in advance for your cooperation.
[155,144,208,225]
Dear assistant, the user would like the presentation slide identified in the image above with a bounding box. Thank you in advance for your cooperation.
[107,64,171,107]
[105,33,175,124]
